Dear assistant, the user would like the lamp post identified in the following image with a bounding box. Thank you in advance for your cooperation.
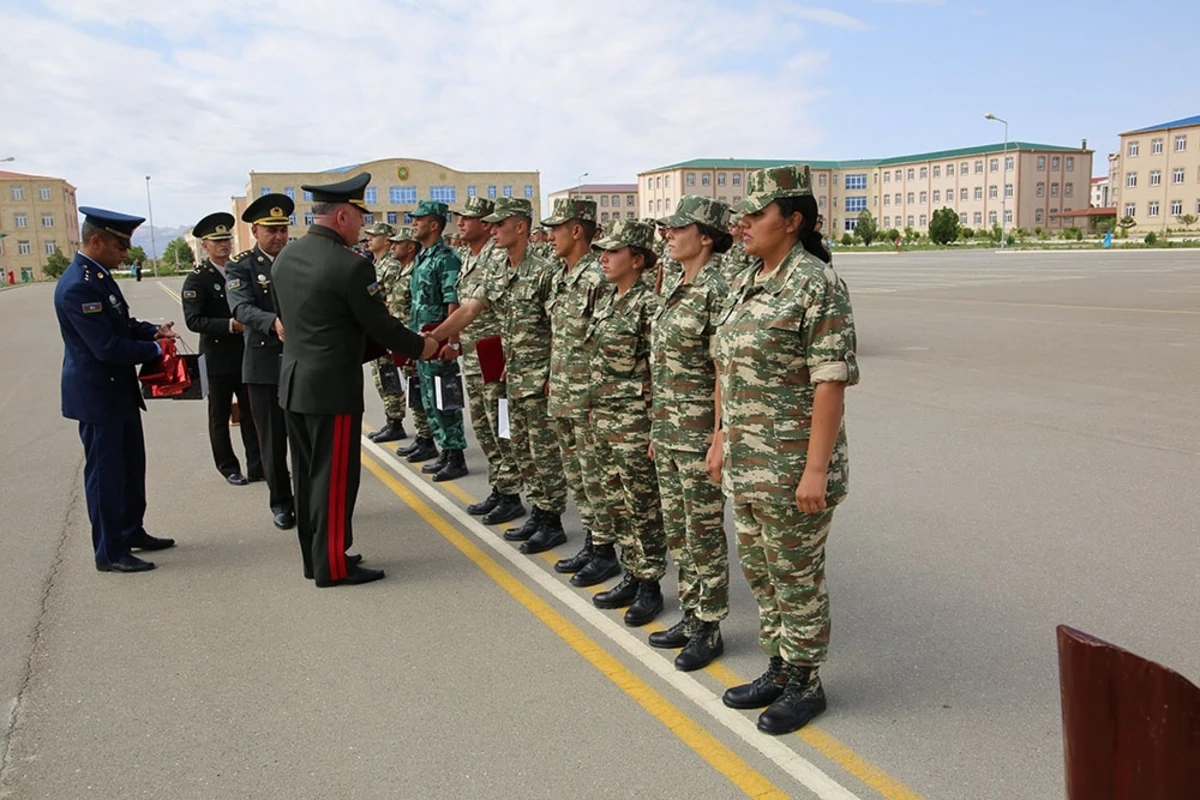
[577,172,588,194]
[985,113,1009,248]
[0,157,14,163]
[144,175,159,278]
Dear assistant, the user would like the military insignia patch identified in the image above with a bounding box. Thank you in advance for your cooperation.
[256,274,270,288]
[227,278,242,289]
[109,294,119,306]
[182,289,198,299]
[82,301,102,314]
[212,283,222,292]
[367,281,382,296]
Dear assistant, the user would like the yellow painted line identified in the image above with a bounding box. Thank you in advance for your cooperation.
[437,478,476,505]
[157,282,181,303]
[362,454,788,799]
[873,294,1200,316]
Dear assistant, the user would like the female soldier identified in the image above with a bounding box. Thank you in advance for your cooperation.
[710,165,856,735]
[584,219,667,626]
[648,196,734,672]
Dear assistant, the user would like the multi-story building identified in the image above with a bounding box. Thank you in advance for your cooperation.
[0,170,79,282]
[231,158,540,251]
[639,140,1093,236]
[546,184,638,225]
[1107,114,1200,232]
[1090,176,1110,208]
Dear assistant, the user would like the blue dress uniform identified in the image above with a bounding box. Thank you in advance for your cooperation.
[53,208,175,572]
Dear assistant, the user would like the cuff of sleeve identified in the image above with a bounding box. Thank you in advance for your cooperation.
[155,342,163,357]
[810,362,850,384]
[229,319,235,334]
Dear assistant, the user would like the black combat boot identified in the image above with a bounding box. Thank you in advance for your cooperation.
[553,530,592,574]
[722,656,786,709]
[570,543,620,587]
[370,419,408,443]
[483,493,525,525]
[421,449,449,473]
[623,579,663,627]
[405,438,438,463]
[433,449,468,482]
[756,664,826,735]
[520,512,566,554]
[467,488,501,516]
[504,506,544,541]
[593,572,638,609]
[648,611,697,649]
[675,620,723,672]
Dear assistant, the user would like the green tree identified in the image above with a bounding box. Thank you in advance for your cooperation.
[855,210,878,246]
[43,247,70,280]
[161,237,194,274]
[1117,215,1137,235]
[928,207,961,245]
[1176,213,1197,230]
[122,245,148,266]
[883,228,901,244]
[840,232,854,246]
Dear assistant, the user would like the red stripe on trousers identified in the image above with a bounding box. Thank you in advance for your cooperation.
[327,414,348,581]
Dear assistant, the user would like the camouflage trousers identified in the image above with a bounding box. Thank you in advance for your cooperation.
[416,360,466,450]
[508,393,566,515]
[404,367,432,440]
[553,415,612,538]
[370,357,406,421]
[465,373,522,495]
[733,502,835,666]
[655,448,729,622]
[591,403,667,581]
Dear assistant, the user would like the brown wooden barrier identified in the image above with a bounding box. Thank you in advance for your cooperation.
[1057,625,1200,799]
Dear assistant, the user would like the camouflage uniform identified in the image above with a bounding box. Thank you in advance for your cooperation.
[544,199,613,542]
[586,221,666,581]
[714,166,859,667]
[385,227,430,439]
[410,202,466,451]
[363,222,407,422]
[455,197,522,496]
[719,240,755,284]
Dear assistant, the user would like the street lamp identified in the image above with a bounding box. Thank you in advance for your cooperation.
[144,175,159,278]
[0,157,14,163]
[577,172,589,193]
[985,113,1009,248]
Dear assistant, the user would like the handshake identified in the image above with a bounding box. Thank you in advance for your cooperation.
[419,331,449,361]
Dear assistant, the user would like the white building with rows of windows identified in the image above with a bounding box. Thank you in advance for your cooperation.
[1107,114,1200,233]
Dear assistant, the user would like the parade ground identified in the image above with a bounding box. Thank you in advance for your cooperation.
[2,248,1197,799]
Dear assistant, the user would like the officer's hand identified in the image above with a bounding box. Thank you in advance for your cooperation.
[439,345,458,362]
[704,431,722,484]
[421,335,440,360]
[156,322,180,340]
[231,319,245,334]
[794,468,829,514]
[272,318,286,342]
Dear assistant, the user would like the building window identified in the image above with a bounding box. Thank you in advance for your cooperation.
[844,218,858,232]
[363,214,374,225]
[502,185,513,198]
[627,195,635,206]
[303,190,313,201]
[1128,141,1139,157]
[1035,209,1044,224]
[933,190,941,203]
[960,188,969,201]
[973,187,982,200]
[892,193,899,204]
[18,241,31,255]
[1005,184,1013,198]
[364,187,377,205]
[487,185,497,199]
[1169,168,1185,185]
[919,214,927,227]
[1066,157,1075,171]
[818,173,827,188]
[933,166,941,178]
[1176,135,1188,152]
[611,195,619,205]
[1037,156,1046,170]
[1005,210,1013,224]
[973,212,983,225]
[626,211,634,218]
[14,213,27,228]
[1171,200,1183,216]
[303,212,314,225]
[1148,201,1160,217]
[959,212,968,224]
[883,216,891,227]
[817,196,824,208]
[845,197,867,213]
[284,187,295,199]
[430,185,457,203]
[390,186,416,204]
[1005,156,1014,171]
[726,174,737,187]
[260,187,271,196]
[1051,183,1059,197]
[717,173,726,186]
[1124,203,1136,217]
[38,185,51,200]
[1151,139,1164,155]
[883,172,891,183]
[989,185,998,199]
[907,216,914,227]
[1051,157,1060,171]
[525,185,535,199]
[906,192,915,204]
[600,195,608,207]
[917,167,927,179]
[845,174,868,190]
[386,211,398,224]
[919,191,928,204]
[988,158,998,172]
[686,173,696,187]
[466,185,477,198]
[9,186,23,200]
[44,240,57,254]
[1065,183,1073,198]
[1127,173,1137,188]
[665,175,672,187]
[1150,170,1162,186]
[41,213,54,227]
[1037,182,1045,198]
[906,168,915,180]
[288,214,297,226]
[656,199,663,212]
[601,212,609,222]
[947,163,956,176]
[989,211,998,224]
[883,195,891,206]
[665,197,672,209]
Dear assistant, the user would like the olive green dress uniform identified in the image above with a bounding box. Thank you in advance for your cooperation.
[227,194,295,524]
[385,229,431,443]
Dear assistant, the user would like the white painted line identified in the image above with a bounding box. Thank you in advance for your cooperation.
[362,436,863,800]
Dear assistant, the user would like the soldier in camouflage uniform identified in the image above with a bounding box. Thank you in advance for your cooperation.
[719,214,755,283]
[712,165,859,736]
[362,221,409,443]
[584,219,667,626]
[645,196,734,672]
[426,198,567,543]
[387,227,434,459]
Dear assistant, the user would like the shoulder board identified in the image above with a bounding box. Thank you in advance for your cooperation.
[191,263,204,274]
[230,249,253,263]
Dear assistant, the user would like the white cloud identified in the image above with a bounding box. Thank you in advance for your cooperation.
[0,0,861,224]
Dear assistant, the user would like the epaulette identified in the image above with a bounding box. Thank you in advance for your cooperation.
[230,249,253,263]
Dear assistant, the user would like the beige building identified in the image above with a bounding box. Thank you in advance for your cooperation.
[547,183,638,225]
[1107,114,1200,232]
[0,170,79,282]
[640,140,1094,236]
[232,158,540,251]
[1090,176,1110,208]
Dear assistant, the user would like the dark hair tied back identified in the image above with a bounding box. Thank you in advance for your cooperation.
[697,223,734,255]
[773,196,830,263]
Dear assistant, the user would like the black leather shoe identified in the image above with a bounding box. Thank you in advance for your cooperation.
[421,450,449,473]
[504,507,543,541]
[315,565,386,588]
[649,612,697,648]
[624,579,664,626]
[554,531,593,574]
[723,656,787,709]
[273,509,296,530]
[370,419,408,443]
[467,488,501,516]
[346,553,363,566]
[570,543,620,587]
[483,493,525,525]
[757,666,826,735]
[96,554,155,573]
[520,513,566,554]
[594,572,638,609]
[675,621,724,672]
[433,449,468,482]
[129,531,176,551]
[406,438,439,463]
[225,472,249,486]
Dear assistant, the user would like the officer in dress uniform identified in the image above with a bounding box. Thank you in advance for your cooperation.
[182,212,263,486]
[227,194,295,530]
[53,207,178,573]
[270,173,436,587]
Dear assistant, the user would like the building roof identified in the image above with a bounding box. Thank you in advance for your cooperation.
[1122,114,1200,136]
[1050,207,1116,217]
[0,169,64,181]
[648,142,1086,174]
[555,183,638,194]
[1090,176,1107,184]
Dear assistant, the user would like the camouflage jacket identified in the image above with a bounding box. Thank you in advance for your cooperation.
[384,257,418,321]
[456,240,505,374]
[374,253,404,298]
[547,251,605,418]
[718,241,756,284]
[410,240,461,328]
[714,242,859,506]
[585,281,658,406]
[649,259,728,453]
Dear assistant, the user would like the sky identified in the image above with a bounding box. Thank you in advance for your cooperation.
[2,0,1197,227]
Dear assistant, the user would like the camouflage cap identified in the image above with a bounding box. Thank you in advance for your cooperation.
[482,197,534,223]
[735,165,814,214]
[453,195,495,219]
[387,225,419,243]
[591,218,655,252]
[411,200,449,218]
[657,195,732,231]
[541,197,597,226]
[365,221,396,237]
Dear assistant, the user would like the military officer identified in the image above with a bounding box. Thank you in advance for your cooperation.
[409,200,468,482]
[182,212,263,486]
[54,207,178,573]
[387,227,435,461]
[712,165,858,735]
[227,193,295,529]
[272,173,437,587]
[451,196,524,524]
[362,221,409,444]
